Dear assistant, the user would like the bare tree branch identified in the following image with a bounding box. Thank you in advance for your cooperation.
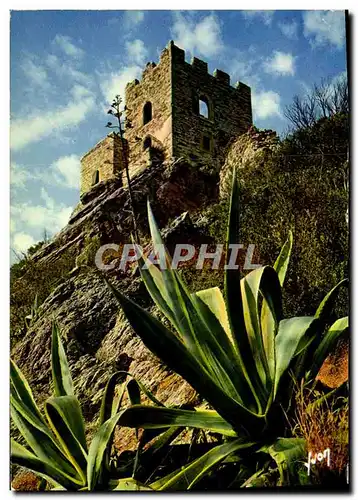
[284,75,348,131]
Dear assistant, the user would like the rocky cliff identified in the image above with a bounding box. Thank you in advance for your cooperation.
[10,127,348,452]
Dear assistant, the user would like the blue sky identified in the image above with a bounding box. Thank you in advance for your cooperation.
[10,10,347,261]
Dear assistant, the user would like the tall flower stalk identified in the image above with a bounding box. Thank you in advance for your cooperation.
[106,95,139,242]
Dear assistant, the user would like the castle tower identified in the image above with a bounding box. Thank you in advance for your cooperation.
[125,41,252,177]
[80,41,252,194]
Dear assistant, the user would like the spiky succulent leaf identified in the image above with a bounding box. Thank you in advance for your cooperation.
[51,323,74,397]
[151,439,256,490]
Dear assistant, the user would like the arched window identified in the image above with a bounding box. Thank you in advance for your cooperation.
[92,169,100,185]
[143,136,152,150]
[199,96,210,119]
[143,102,152,125]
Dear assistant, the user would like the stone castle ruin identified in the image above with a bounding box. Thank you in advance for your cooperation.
[80,40,252,195]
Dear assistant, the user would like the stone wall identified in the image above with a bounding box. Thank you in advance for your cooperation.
[80,133,127,194]
[81,41,252,193]
[171,42,252,169]
[125,45,173,180]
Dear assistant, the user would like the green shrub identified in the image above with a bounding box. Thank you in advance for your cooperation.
[211,114,348,320]
[10,249,76,347]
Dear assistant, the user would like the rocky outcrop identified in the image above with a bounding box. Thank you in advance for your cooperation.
[11,158,218,449]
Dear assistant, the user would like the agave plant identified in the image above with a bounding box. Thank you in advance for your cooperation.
[106,167,348,488]
[10,323,150,491]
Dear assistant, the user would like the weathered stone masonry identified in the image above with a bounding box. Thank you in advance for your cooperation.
[80,40,252,195]
[170,43,252,169]
[80,133,128,195]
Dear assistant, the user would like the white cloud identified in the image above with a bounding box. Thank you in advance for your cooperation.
[278,20,298,40]
[242,11,275,26]
[10,87,95,151]
[54,34,85,58]
[101,65,142,104]
[303,11,345,49]
[45,54,92,87]
[12,232,35,254]
[21,59,49,88]
[10,155,81,191]
[125,39,148,65]
[123,11,145,29]
[10,162,29,188]
[264,51,296,76]
[252,90,282,120]
[51,155,81,190]
[11,197,73,234]
[171,13,224,57]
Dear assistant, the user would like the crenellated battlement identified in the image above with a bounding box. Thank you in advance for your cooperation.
[126,40,249,96]
[82,41,252,194]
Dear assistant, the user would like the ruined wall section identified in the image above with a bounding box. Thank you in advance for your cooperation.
[125,45,173,181]
[80,133,127,195]
[171,43,252,169]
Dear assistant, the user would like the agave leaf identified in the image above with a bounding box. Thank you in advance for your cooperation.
[310,316,349,381]
[106,279,251,429]
[274,317,316,398]
[146,206,242,394]
[139,203,257,417]
[98,372,127,427]
[133,377,165,407]
[115,405,238,436]
[241,266,282,396]
[127,378,141,406]
[44,396,88,482]
[142,426,184,455]
[146,201,202,356]
[98,372,131,474]
[11,439,80,490]
[292,280,348,382]
[259,438,306,485]
[184,289,249,405]
[191,289,250,401]
[241,467,271,488]
[132,425,184,479]
[194,287,232,343]
[87,412,124,491]
[109,478,152,490]
[149,211,242,395]
[10,360,44,423]
[51,323,74,397]
[260,234,291,380]
[137,249,178,329]
[315,279,348,324]
[151,439,255,490]
[224,169,259,401]
[273,231,293,287]
[10,396,78,479]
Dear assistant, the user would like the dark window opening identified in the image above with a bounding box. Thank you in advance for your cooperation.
[192,96,199,114]
[199,97,209,119]
[143,102,152,125]
[143,136,152,150]
[202,135,211,151]
[92,169,100,185]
